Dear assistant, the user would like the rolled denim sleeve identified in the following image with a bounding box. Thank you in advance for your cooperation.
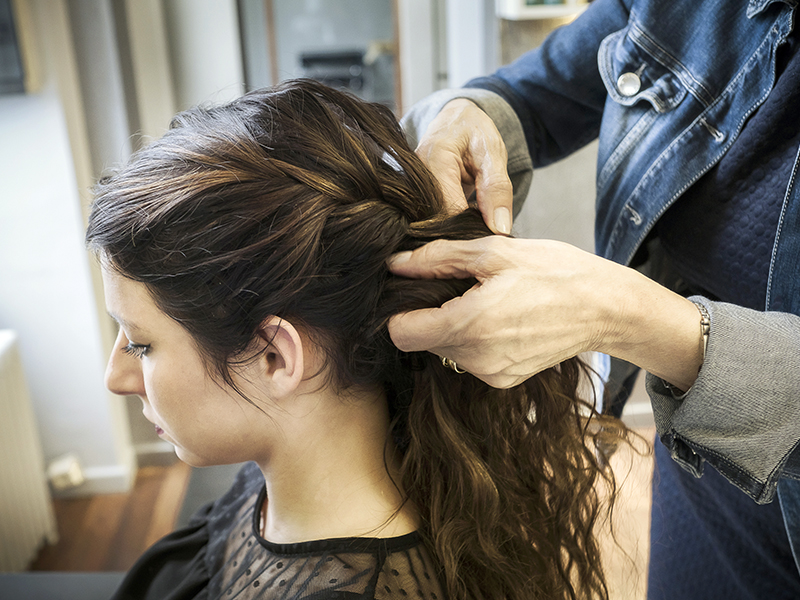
[647,296,800,504]
[400,88,533,217]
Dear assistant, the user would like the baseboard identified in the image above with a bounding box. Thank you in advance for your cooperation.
[53,463,134,498]
[50,442,176,497]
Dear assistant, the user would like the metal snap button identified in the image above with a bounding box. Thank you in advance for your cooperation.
[617,72,641,97]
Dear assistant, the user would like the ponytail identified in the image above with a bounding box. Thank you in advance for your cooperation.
[375,209,620,600]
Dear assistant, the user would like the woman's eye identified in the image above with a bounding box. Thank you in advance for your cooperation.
[123,343,151,359]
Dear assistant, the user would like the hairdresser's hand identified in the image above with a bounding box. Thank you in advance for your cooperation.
[388,237,704,391]
[415,99,514,235]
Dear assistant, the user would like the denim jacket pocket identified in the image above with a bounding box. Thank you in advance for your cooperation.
[598,27,687,114]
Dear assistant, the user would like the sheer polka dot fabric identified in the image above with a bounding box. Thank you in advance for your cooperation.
[212,488,444,599]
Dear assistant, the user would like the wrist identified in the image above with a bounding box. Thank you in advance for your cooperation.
[593,267,704,391]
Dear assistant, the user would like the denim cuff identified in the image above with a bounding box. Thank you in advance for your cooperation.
[646,297,800,504]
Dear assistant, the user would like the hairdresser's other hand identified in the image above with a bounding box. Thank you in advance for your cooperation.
[388,237,704,391]
[415,99,513,235]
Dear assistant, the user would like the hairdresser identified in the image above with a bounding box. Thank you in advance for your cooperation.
[389,0,800,598]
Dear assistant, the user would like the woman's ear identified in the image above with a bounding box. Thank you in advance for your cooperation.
[255,316,305,398]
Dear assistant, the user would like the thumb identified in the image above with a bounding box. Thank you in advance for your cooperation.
[467,132,514,235]
[421,146,471,214]
[475,172,514,236]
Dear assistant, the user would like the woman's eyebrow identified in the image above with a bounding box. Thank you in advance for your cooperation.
[107,311,143,333]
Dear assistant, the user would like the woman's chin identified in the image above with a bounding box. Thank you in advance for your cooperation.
[173,446,203,467]
[173,446,233,468]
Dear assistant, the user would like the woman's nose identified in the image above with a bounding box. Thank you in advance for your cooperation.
[105,329,145,397]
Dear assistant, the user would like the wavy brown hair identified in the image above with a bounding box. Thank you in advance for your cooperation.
[87,80,625,600]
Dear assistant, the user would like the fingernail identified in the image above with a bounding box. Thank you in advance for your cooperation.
[388,251,412,269]
[494,207,511,235]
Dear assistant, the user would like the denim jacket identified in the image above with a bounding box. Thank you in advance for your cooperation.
[402,0,800,561]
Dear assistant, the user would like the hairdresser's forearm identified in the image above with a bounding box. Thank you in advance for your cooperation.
[591,265,704,392]
[389,237,705,390]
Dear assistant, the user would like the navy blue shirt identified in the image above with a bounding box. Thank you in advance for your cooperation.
[656,29,800,311]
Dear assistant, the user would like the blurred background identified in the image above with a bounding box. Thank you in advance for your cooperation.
[1,0,649,594]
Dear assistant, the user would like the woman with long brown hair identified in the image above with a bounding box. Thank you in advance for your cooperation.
[88,79,625,600]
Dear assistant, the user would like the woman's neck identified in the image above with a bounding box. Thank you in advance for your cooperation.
[255,386,418,544]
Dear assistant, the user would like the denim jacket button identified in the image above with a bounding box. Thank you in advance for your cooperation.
[617,72,641,97]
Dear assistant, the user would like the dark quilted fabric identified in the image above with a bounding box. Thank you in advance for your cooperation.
[647,27,800,599]
[657,29,800,311]
[648,438,800,600]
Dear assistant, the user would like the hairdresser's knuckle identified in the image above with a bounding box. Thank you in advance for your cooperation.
[472,236,510,270]
[387,316,415,351]
[496,378,520,390]
[485,173,513,197]
[481,373,518,390]
[441,98,481,128]
[418,131,461,165]
[429,239,479,274]
[415,239,449,265]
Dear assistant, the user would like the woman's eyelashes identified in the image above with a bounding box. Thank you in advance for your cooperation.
[123,342,151,359]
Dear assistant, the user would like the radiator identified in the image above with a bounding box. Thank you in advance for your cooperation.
[0,330,58,571]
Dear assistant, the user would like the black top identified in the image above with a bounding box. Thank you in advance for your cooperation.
[111,463,444,600]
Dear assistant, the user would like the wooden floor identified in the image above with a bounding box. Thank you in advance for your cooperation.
[29,460,191,572]
[27,431,655,600]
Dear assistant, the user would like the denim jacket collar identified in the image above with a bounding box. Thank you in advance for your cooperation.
[591,0,795,269]
[748,0,797,19]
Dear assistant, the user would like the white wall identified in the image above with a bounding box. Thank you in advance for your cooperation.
[163,0,245,109]
[511,142,597,253]
[0,59,130,491]
[0,1,135,496]
[0,93,112,467]
[445,0,491,87]
[397,0,438,111]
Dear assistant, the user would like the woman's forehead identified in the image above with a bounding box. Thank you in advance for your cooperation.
[101,267,163,333]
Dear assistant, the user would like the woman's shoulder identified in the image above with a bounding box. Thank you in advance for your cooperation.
[109,463,264,600]
[374,537,444,600]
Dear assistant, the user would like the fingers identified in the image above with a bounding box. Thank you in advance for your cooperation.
[414,99,514,234]
[389,306,538,389]
[386,237,602,389]
[388,237,508,280]
[466,127,514,235]
[388,309,455,353]
[422,146,471,214]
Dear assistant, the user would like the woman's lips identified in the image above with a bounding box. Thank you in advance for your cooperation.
[155,424,164,436]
